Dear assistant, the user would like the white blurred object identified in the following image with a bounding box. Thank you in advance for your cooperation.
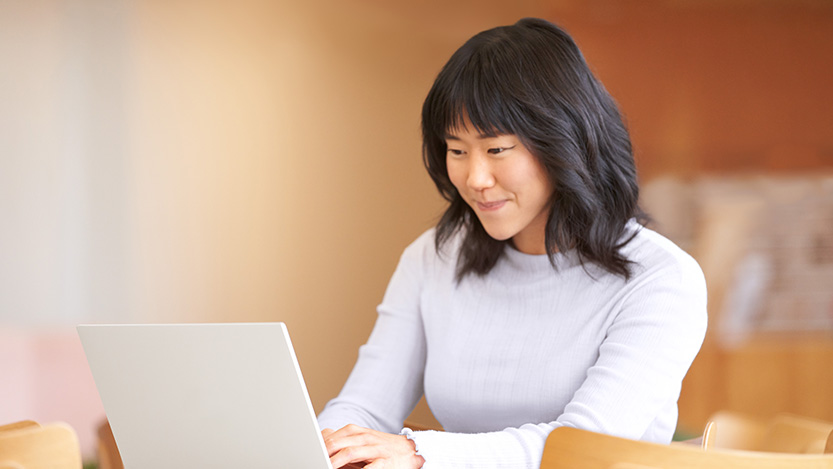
[640,175,695,250]
[719,253,773,348]
[643,174,833,338]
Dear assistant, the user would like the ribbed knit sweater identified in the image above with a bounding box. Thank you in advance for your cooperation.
[318,221,707,468]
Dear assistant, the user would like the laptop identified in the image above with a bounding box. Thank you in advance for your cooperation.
[77,322,333,469]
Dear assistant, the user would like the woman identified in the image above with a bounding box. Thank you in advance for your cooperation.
[318,17,707,469]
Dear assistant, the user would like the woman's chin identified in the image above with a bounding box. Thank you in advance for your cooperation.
[480,227,514,242]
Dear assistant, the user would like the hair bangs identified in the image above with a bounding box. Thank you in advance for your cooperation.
[433,48,530,140]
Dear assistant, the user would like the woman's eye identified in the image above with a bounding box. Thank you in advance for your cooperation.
[488,145,515,155]
[447,148,465,156]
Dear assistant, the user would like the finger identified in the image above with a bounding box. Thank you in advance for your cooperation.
[330,444,382,469]
[324,424,362,446]
[325,433,376,456]
[324,425,378,455]
[329,424,370,439]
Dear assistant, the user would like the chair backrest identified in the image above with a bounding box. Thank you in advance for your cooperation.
[826,430,833,454]
[674,420,716,449]
[762,413,833,454]
[0,421,40,434]
[701,420,717,449]
[705,410,769,451]
[706,411,833,454]
[0,421,82,469]
[541,426,833,469]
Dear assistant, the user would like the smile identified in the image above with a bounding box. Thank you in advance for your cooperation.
[476,200,507,211]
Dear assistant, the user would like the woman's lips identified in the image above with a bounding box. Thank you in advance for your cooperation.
[476,200,506,211]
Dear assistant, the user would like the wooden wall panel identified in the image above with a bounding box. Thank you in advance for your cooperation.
[679,338,833,433]
[542,1,833,179]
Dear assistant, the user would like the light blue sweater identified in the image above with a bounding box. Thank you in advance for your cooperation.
[318,221,707,468]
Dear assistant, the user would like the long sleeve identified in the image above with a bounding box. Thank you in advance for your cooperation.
[317,232,429,433]
[319,224,708,469]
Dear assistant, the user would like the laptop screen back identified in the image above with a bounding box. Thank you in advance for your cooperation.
[78,322,332,469]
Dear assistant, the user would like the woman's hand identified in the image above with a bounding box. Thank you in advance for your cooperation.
[321,424,425,469]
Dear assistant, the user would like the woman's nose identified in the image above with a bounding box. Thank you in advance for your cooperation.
[466,154,495,190]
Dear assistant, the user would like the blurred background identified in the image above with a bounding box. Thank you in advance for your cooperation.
[1,0,832,462]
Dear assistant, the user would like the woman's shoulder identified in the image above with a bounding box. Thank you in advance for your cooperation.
[402,226,463,257]
[407,227,437,249]
[622,220,704,284]
[399,227,436,258]
[397,226,462,275]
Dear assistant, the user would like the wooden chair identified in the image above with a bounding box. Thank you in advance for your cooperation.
[540,426,833,469]
[704,411,833,454]
[763,413,833,454]
[0,420,82,469]
[702,420,717,449]
[704,410,769,451]
[0,421,40,433]
[675,420,717,449]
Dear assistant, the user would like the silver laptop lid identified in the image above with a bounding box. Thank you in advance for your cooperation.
[78,322,332,469]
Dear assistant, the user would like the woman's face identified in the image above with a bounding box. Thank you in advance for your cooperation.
[445,119,554,255]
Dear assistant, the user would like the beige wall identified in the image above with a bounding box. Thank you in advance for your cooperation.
[0,0,541,430]
[124,0,548,422]
[124,0,453,417]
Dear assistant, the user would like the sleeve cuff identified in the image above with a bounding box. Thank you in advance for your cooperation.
[400,427,428,469]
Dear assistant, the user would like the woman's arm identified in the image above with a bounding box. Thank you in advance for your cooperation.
[318,232,431,434]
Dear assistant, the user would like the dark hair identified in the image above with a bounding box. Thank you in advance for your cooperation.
[422,17,647,280]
